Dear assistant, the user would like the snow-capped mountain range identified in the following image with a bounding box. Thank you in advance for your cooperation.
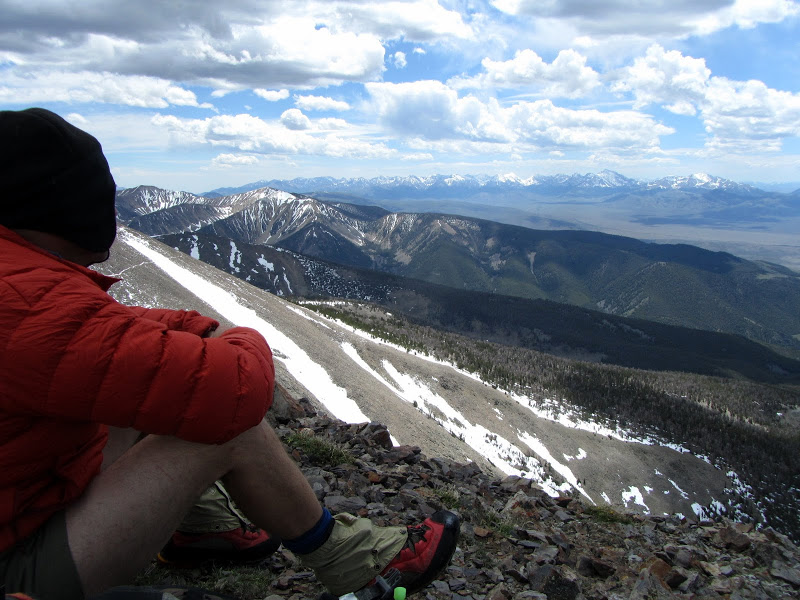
[203,170,767,198]
[196,170,798,273]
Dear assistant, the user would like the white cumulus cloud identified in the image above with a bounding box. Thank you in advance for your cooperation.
[611,44,800,152]
[0,0,478,96]
[701,77,800,150]
[211,153,260,168]
[611,44,711,114]
[450,48,600,98]
[0,70,212,109]
[150,112,401,160]
[506,100,674,149]
[0,8,387,91]
[690,0,800,34]
[331,0,474,41]
[367,80,509,142]
[392,51,408,69]
[65,112,89,126]
[366,80,673,150]
[281,108,313,130]
[254,89,290,101]
[294,95,351,112]
[316,117,350,130]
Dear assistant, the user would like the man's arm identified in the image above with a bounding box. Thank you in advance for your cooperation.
[1,280,274,444]
[126,306,219,337]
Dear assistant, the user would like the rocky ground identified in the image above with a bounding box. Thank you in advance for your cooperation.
[137,386,800,600]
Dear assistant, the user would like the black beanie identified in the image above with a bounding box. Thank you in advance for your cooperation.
[0,108,117,252]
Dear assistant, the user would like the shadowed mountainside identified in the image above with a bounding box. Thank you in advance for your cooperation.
[160,231,800,383]
[115,186,800,353]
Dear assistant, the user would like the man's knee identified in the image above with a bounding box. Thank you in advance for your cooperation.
[224,418,275,459]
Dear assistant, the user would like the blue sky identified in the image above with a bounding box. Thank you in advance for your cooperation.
[1,0,799,193]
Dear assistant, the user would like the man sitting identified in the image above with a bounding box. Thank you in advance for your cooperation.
[0,108,458,600]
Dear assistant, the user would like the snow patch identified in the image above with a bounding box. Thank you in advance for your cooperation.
[257,256,274,272]
[622,486,650,514]
[121,231,369,424]
[189,235,200,260]
[668,479,690,500]
[229,241,241,273]
[563,448,587,461]
[363,354,549,483]
[518,433,593,503]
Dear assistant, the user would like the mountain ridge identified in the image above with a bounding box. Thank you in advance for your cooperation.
[191,170,800,271]
[115,185,800,354]
[199,170,764,198]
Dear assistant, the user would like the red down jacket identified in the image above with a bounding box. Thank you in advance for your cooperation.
[0,226,274,552]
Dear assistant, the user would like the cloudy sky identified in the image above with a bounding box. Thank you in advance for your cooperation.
[2,0,799,193]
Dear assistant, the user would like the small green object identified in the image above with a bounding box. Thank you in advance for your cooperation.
[393,587,406,600]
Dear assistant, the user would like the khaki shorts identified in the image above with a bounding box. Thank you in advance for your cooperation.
[0,512,83,600]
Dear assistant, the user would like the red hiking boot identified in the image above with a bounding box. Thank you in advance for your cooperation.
[157,524,280,566]
[379,510,460,594]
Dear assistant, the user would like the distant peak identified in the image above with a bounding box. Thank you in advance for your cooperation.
[497,172,520,183]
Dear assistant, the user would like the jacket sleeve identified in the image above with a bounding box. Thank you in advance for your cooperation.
[1,274,274,444]
[127,306,219,337]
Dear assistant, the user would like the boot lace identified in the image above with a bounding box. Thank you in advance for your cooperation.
[242,523,262,538]
[402,522,430,555]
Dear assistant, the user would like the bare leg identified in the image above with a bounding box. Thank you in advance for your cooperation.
[102,428,245,534]
[67,420,322,597]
